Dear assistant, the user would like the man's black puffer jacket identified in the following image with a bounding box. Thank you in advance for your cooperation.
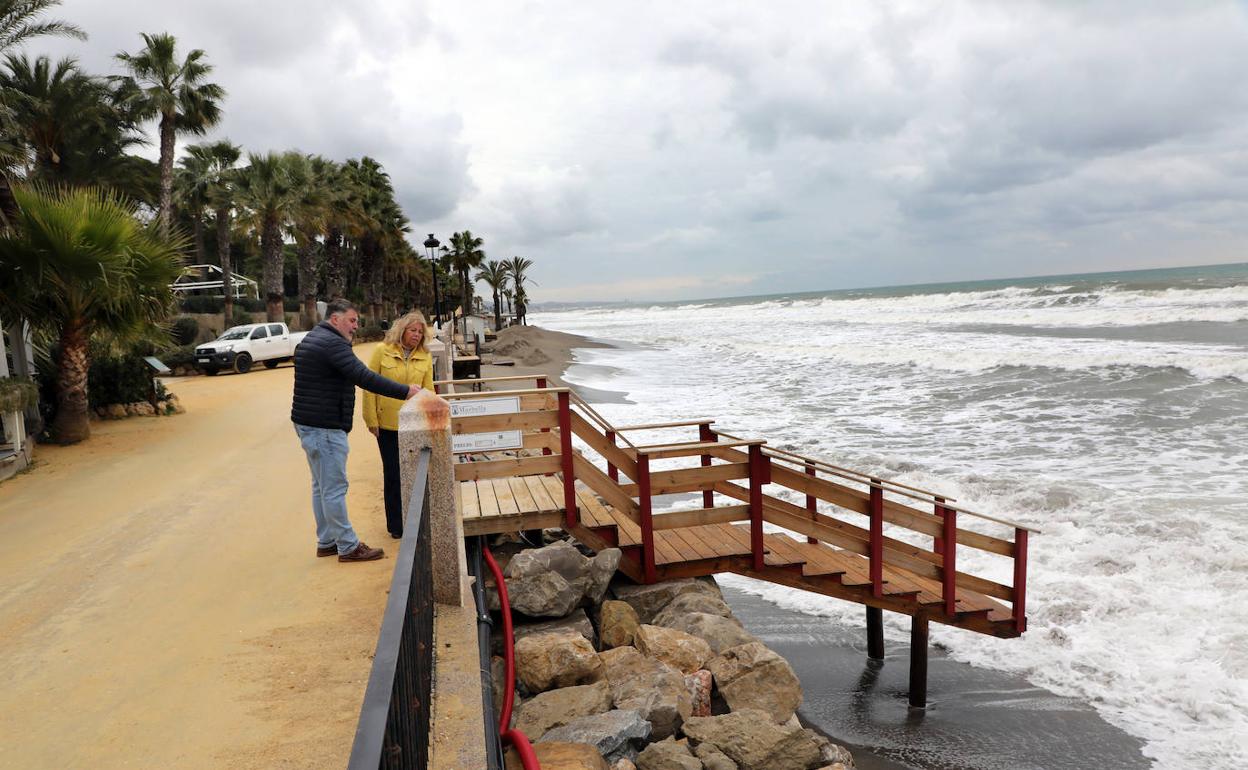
[291,322,410,431]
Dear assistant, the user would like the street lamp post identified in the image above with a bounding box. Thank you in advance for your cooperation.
[423,234,441,326]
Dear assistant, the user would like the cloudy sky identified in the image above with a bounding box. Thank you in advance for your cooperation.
[35,0,1248,301]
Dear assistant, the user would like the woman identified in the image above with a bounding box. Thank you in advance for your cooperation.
[363,311,436,538]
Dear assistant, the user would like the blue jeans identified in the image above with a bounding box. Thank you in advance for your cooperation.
[294,424,359,555]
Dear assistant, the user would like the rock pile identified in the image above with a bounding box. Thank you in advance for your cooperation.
[498,540,854,770]
[92,395,185,420]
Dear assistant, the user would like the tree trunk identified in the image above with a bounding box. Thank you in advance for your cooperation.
[360,235,382,324]
[192,209,205,263]
[157,112,176,232]
[261,214,284,322]
[51,319,91,444]
[324,225,344,299]
[217,205,234,327]
[296,235,319,329]
[493,288,501,330]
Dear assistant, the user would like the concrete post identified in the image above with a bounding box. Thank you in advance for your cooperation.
[398,392,468,607]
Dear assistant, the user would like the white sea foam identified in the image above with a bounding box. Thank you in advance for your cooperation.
[536,274,1248,769]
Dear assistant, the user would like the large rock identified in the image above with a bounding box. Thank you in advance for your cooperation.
[694,743,737,770]
[805,730,854,768]
[652,592,734,627]
[515,609,596,646]
[637,738,703,770]
[506,742,610,770]
[587,549,623,604]
[659,612,758,654]
[635,625,713,674]
[706,642,802,723]
[612,579,721,623]
[685,670,712,717]
[681,709,821,770]
[600,646,692,739]
[516,631,604,693]
[611,760,638,770]
[539,709,652,764]
[600,600,641,649]
[514,680,614,738]
[507,541,622,617]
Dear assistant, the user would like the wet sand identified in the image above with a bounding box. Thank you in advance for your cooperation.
[724,587,1150,770]
[0,344,396,769]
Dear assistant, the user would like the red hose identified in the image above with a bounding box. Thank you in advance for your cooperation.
[483,546,541,770]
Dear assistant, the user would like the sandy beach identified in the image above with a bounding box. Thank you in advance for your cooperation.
[0,330,594,769]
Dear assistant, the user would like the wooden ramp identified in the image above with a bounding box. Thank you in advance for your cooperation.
[446,378,1036,641]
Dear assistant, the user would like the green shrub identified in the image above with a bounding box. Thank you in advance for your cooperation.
[170,316,199,346]
[88,351,155,408]
[155,344,199,370]
[0,377,38,413]
[356,324,385,342]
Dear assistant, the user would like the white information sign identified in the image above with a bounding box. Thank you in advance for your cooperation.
[451,396,523,453]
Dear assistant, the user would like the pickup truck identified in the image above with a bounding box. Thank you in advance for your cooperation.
[195,322,309,375]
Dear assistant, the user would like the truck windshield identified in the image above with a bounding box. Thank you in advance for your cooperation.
[219,328,251,340]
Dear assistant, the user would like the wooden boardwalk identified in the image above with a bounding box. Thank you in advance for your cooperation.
[446,377,1036,640]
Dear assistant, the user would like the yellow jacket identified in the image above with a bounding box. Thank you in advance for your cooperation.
[362,343,435,431]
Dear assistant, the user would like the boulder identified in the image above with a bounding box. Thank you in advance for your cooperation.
[635,625,713,674]
[694,743,737,770]
[506,742,610,770]
[599,646,692,739]
[685,670,712,717]
[516,631,604,693]
[611,760,638,770]
[600,600,641,649]
[539,709,652,765]
[706,642,802,723]
[515,609,596,647]
[681,709,821,770]
[506,542,622,617]
[491,655,506,717]
[637,738,703,770]
[652,592,734,627]
[805,730,854,767]
[103,403,128,420]
[587,549,623,604]
[612,579,720,624]
[514,680,614,738]
[659,612,758,654]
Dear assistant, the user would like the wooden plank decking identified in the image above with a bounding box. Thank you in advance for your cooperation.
[457,474,1016,636]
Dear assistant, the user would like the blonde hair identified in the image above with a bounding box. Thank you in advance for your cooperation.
[383,311,430,351]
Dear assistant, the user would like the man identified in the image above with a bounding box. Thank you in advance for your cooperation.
[292,299,448,562]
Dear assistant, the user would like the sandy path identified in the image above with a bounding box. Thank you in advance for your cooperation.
[0,344,394,769]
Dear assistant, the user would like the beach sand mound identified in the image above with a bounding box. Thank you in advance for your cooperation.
[492,325,604,368]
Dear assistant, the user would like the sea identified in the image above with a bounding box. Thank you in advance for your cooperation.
[531,262,1248,769]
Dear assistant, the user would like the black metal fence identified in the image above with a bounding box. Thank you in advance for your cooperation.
[348,447,433,770]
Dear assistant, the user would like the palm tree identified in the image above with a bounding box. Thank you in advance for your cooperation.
[286,153,330,328]
[474,259,509,331]
[114,32,224,232]
[505,256,535,325]
[447,230,485,333]
[182,139,240,323]
[234,151,298,322]
[0,185,184,443]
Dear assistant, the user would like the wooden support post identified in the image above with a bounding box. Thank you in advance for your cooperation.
[748,444,765,571]
[869,480,884,598]
[606,430,619,482]
[699,422,715,509]
[909,612,929,708]
[805,462,818,544]
[638,453,656,583]
[1013,528,1029,634]
[539,376,553,474]
[557,391,578,529]
[942,508,958,616]
[933,496,945,555]
[866,606,884,660]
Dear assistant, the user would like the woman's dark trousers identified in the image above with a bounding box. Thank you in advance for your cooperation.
[377,428,403,537]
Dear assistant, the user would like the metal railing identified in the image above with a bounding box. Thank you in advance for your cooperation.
[348,447,434,770]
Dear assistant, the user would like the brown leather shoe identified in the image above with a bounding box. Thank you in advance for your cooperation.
[339,542,384,562]
[316,545,336,557]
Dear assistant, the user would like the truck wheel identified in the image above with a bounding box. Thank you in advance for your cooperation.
[203,366,218,376]
[263,359,279,369]
[234,353,252,374]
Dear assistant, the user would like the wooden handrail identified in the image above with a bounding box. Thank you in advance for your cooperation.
[568,391,638,450]
[435,374,548,386]
[613,419,716,432]
[443,387,568,399]
[636,439,763,460]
